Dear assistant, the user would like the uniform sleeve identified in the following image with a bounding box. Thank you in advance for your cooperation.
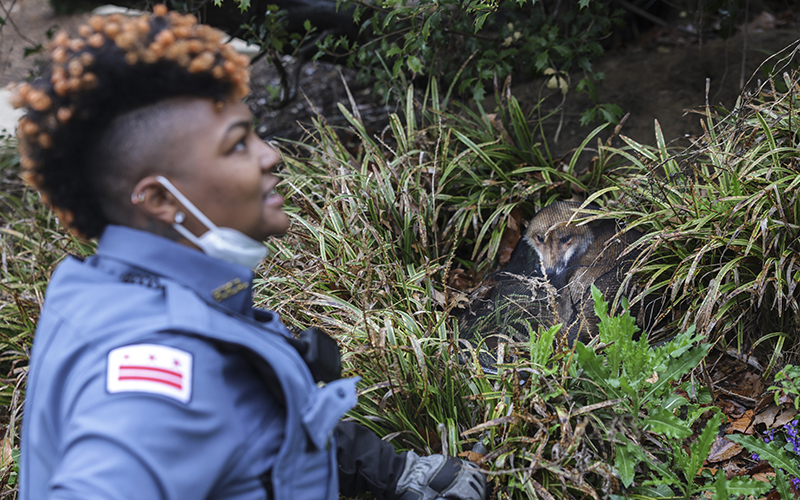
[44,335,275,500]
[336,421,407,499]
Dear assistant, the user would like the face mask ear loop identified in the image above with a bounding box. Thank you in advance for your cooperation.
[155,176,219,231]
[171,222,204,247]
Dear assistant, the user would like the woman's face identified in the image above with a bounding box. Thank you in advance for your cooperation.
[161,98,289,242]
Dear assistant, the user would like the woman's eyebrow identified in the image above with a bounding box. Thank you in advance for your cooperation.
[225,119,252,135]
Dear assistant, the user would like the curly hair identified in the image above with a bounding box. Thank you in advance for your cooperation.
[10,5,251,238]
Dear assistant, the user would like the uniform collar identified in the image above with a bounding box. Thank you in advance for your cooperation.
[96,225,254,316]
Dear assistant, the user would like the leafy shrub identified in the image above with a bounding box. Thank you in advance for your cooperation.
[770,364,800,410]
[220,0,622,120]
[580,285,767,498]
[324,0,622,105]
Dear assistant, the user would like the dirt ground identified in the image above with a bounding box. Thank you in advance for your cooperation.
[0,0,798,153]
[525,22,800,159]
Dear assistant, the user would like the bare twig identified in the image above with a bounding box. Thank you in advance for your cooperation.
[740,0,749,90]
[614,0,697,36]
[0,0,40,47]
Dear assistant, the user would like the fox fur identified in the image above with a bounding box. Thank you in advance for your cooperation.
[458,201,642,366]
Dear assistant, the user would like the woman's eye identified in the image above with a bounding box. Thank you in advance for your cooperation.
[536,235,544,243]
[232,137,247,153]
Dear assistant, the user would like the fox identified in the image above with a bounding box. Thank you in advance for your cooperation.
[458,201,642,367]
[520,201,642,341]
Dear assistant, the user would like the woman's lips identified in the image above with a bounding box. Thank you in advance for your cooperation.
[264,190,284,207]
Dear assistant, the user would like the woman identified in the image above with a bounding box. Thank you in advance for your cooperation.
[12,6,487,500]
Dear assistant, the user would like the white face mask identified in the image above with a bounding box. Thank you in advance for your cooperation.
[155,176,268,269]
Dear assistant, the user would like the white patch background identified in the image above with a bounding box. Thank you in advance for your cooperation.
[107,344,193,403]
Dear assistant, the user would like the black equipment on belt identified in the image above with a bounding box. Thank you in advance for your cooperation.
[286,327,342,383]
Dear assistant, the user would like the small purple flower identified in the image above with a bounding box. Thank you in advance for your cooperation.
[792,476,800,487]
[751,453,760,461]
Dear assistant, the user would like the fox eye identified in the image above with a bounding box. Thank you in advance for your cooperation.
[536,235,544,243]
[560,235,572,244]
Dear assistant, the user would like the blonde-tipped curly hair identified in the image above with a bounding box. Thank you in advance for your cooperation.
[10,5,251,238]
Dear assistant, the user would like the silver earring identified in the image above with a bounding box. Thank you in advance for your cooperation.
[174,211,186,224]
[131,192,145,204]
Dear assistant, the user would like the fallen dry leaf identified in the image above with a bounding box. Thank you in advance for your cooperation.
[755,393,775,414]
[0,438,11,466]
[486,113,513,145]
[778,391,796,406]
[447,268,474,292]
[752,404,780,428]
[727,409,755,435]
[725,370,766,398]
[717,397,748,419]
[773,407,798,428]
[706,435,743,463]
[450,293,470,309]
[458,450,484,463]
[751,471,776,483]
[496,206,523,267]
[432,289,446,307]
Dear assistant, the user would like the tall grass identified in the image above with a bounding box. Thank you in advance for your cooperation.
[258,65,800,496]
[598,58,800,369]
[253,83,647,498]
[0,137,94,496]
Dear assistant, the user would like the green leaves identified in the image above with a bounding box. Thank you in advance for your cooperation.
[769,364,800,409]
[574,286,727,495]
[314,0,621,108]
[530,323,560,374]
[614,438,638,488]
[727,434,798,474]
[645,408,693,440]
[685,413,722,494]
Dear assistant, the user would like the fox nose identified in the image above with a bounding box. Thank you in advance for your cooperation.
[543,267,567,289]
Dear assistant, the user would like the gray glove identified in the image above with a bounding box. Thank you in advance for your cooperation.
[393,451,488,500]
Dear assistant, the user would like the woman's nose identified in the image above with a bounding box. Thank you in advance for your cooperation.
[259,141,281,171]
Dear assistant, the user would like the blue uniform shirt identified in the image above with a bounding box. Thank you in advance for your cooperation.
[21,225,358,500]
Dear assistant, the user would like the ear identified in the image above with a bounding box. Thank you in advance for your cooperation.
[130,175,181,227]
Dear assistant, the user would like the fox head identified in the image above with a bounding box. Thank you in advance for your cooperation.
[523,202,595,280]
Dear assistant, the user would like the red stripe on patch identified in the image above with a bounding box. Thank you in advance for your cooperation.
[118,376,183,390]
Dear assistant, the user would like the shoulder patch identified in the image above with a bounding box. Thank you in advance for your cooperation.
[107,344,193,403]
